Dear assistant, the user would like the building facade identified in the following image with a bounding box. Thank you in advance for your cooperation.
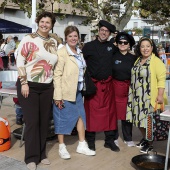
[0,1,91,42]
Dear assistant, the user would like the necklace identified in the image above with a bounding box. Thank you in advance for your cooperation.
[36,32,50,41]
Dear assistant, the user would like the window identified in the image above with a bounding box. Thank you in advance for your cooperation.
[133,22,138,28]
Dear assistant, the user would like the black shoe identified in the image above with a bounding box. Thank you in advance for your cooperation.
[104,142,120,152]
[87,142,96,151]
[140,143,153,154]
[16,118,23,125]
[136,138,148,148]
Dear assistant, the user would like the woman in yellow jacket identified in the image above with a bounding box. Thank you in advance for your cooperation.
[53,26,95,160]
[126,37,167,153]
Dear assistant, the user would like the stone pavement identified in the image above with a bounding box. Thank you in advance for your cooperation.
[0,155,46,170]
[0,92,170,170]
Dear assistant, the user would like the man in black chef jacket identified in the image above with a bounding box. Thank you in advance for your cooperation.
[82,20,120,153]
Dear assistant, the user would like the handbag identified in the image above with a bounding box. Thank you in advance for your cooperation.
[146,113,154,141]
[153,103,169,141]
[81,68,97,96]
[146,103,169,141]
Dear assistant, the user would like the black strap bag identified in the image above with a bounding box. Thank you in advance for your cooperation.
[81,68,97,96]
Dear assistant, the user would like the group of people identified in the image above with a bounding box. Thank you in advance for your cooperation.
[14,11,167,170]
[0,35,19,69]
[0,36,24,125]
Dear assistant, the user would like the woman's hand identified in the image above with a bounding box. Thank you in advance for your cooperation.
[54,100,65,109]
[156,88,165,104]
[156,95,164,104]
[21,84,29,98]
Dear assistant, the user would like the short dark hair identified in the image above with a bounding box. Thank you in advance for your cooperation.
[35,11,56,27]
[64,26,80,41]
[135,37,159,58]
[14,36,18,41]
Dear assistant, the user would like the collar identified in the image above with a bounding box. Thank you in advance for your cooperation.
[66,43,82,56]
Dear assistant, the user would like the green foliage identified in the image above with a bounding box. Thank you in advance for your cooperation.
[0,0,170,29]
[137,0,170,25]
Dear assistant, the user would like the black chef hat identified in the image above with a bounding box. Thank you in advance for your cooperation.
[116,32,135,48]
[98,20,116,33]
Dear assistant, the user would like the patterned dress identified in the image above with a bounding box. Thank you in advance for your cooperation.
[126,57,154,128]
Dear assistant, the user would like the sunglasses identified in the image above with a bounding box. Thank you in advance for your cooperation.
[118,41,129,45]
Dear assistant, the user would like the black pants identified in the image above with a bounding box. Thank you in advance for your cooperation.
[10,53,15,64]
[85,130,117,144]
[17,79,53,164]
[2,56,8,69]
[114,120,133,141]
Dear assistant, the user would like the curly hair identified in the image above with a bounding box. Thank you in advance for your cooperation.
[35,11,56,27]
[134,37,159,58]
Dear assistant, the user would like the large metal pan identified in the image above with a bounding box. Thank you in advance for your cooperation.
[131,151,167,170]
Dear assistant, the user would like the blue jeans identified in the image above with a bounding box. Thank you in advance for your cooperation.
[15,104,23,119]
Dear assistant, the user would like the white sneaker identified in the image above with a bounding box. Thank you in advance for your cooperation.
[41,158,51,165]
[59,143,71,159]
[76,141,96,156]
[114,140,119,147]
[26,162,36,170]
[124,141,136,147]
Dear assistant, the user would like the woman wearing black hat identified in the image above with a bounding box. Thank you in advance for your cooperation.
[112,32,137,147]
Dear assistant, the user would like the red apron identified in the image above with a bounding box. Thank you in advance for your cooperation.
[0,57,3,69]
[84,76,117,132]
[113,79,130,120]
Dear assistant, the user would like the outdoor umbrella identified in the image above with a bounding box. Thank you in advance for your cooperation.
[0,18,32,34]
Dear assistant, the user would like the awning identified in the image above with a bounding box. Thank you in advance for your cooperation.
[0,18,32,34]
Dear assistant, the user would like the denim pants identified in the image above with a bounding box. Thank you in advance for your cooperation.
[15,104,23,119]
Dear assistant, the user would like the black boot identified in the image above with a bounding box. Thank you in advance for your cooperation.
[16,118,23,125]
[85,131,96,151]
[104,130,120,152]
[104,140,120,152]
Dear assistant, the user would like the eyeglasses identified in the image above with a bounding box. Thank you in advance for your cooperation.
[118,41,129,45]
[100,28,110,34]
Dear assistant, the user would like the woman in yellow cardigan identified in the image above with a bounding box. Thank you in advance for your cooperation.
[126,37,166,153]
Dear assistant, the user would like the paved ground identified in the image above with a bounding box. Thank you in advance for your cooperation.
[0,155,46,170]
[0,87,170,170]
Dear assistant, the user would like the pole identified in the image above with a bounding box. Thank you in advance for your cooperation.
[32,0,36,33]
[152,25,154,40]
[51,2,54,33]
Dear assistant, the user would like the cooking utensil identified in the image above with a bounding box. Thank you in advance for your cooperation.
[131,151,167,170]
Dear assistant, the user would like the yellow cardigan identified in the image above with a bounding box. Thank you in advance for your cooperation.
[134,53,167,108]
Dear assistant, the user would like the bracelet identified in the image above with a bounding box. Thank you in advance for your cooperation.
[21,82,28,86]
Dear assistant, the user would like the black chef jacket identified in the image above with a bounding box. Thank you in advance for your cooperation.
[112,50,137,81]
[82,39,117,80]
